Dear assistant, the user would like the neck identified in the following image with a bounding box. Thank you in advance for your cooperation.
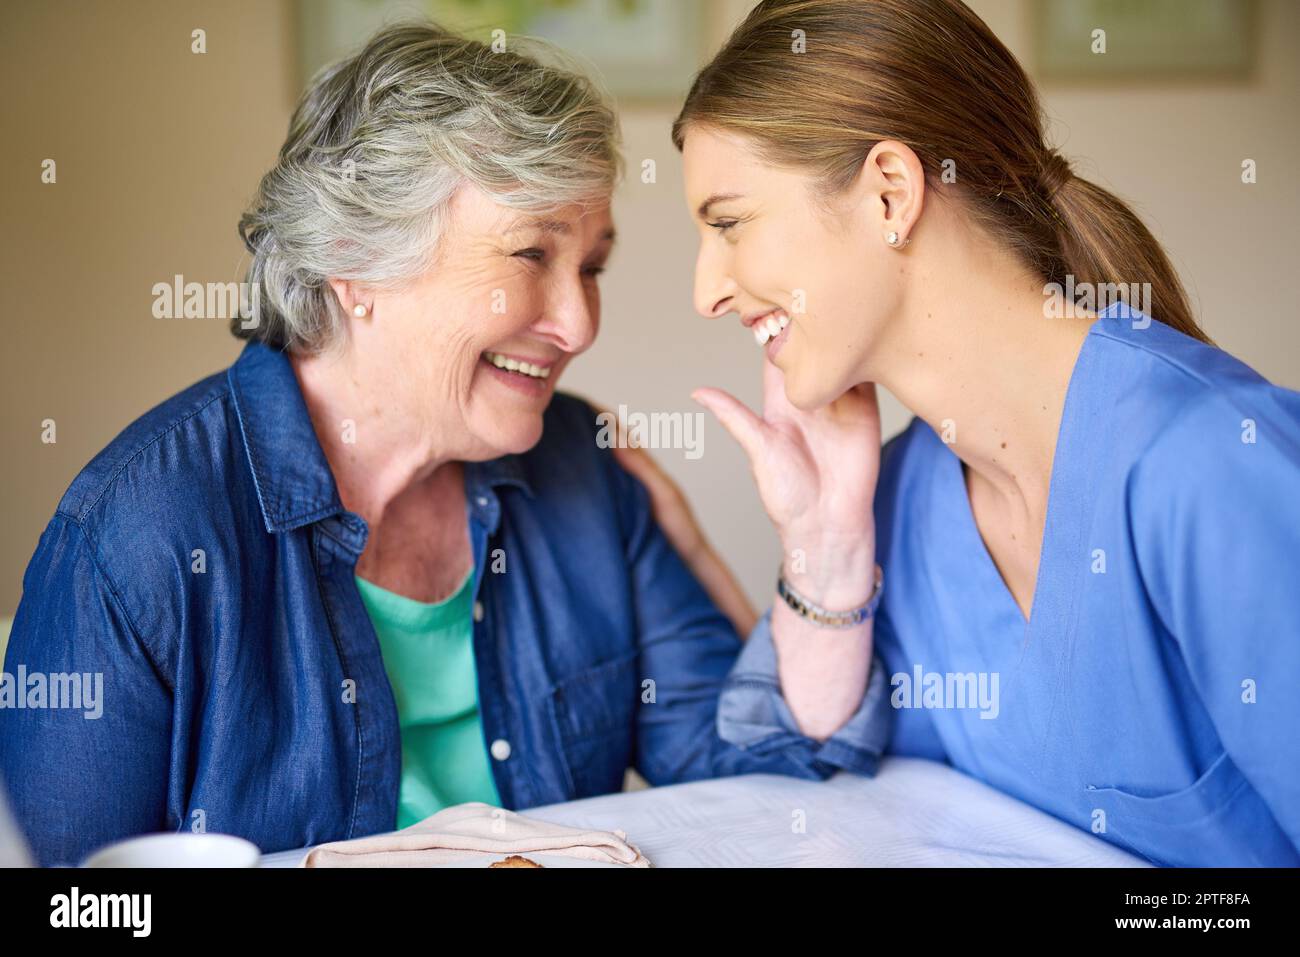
[868,240,1096,522]
[290,348,456,529]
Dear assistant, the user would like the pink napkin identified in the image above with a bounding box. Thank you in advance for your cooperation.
[299,802,651,868]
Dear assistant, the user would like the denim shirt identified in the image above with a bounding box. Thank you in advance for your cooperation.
[0,341,890,866]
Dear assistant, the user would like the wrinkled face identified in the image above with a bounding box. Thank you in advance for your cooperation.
[682,126,900,409]
[353,184,614,459]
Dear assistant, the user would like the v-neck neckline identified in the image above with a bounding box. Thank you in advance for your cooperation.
[927,309,1114,635]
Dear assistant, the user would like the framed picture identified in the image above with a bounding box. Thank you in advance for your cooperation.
[297,0,710,102]
[1034,0,1257,82]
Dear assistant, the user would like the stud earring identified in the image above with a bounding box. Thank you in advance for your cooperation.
[352,303,368,318]
[886,231,910,248]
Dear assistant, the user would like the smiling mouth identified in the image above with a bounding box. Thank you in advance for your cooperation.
[750,309,790,346]
[481,350,552,379]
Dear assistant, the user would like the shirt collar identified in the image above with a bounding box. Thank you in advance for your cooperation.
[467,452,534,495]
[227,341,344,533]
[464,450,536,537]
[228,341,536,535]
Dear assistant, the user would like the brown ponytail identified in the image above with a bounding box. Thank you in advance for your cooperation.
[672,0,1208,343]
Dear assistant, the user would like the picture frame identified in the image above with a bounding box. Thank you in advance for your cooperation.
[1033,0,1257,82]
[296,0,711,103]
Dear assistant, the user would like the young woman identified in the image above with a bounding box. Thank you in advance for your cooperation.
[678,0,1300,866]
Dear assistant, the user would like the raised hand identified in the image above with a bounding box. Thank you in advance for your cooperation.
[692,358,881,609]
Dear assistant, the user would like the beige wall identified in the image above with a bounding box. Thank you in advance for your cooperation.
[1,0,296,614]
[2,0,1297,617]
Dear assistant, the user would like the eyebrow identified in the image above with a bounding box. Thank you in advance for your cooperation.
[697,192,744,219]
[505,217,616,244]
[506,217,572,235]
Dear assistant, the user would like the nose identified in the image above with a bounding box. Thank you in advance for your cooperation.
[532,276,598,355]
[693,239,737,319]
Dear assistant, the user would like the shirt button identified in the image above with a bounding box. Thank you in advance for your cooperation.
[472,601,485,622]
[490,738,511,761]
[476,495,490,508]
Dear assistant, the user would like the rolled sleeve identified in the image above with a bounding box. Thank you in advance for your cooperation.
[717,609,893,776]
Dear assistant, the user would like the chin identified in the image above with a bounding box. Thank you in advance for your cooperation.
[782,369,836,412]
[484,414,546,457]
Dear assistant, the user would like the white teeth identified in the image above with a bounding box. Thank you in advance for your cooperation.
[752,310,789,347]
[483,351,551,379]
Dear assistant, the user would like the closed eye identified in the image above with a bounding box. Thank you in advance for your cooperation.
[707,220,738,233]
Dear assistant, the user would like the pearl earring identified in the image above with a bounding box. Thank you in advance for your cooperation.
[886,231,909,247]
[352,303,368,318]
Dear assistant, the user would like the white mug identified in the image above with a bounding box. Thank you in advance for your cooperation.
[82,832,260,868]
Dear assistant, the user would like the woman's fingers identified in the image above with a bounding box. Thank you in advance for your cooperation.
[690,387,768,461]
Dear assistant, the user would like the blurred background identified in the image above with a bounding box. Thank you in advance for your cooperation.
[1,0,1297,642]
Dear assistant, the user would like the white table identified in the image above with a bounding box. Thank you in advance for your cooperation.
[260,757,1149,867]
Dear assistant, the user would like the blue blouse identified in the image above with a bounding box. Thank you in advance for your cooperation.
[720,301,1300,866]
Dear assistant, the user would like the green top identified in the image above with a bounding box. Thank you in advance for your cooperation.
[356,568,501,829]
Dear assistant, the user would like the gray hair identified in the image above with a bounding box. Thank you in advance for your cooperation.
[235,21,622,353]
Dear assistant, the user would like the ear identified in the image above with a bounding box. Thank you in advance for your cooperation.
[860,139,926,244]
[327,278,371,319]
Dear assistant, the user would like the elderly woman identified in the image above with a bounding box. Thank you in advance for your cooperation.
[0,23,889,866]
